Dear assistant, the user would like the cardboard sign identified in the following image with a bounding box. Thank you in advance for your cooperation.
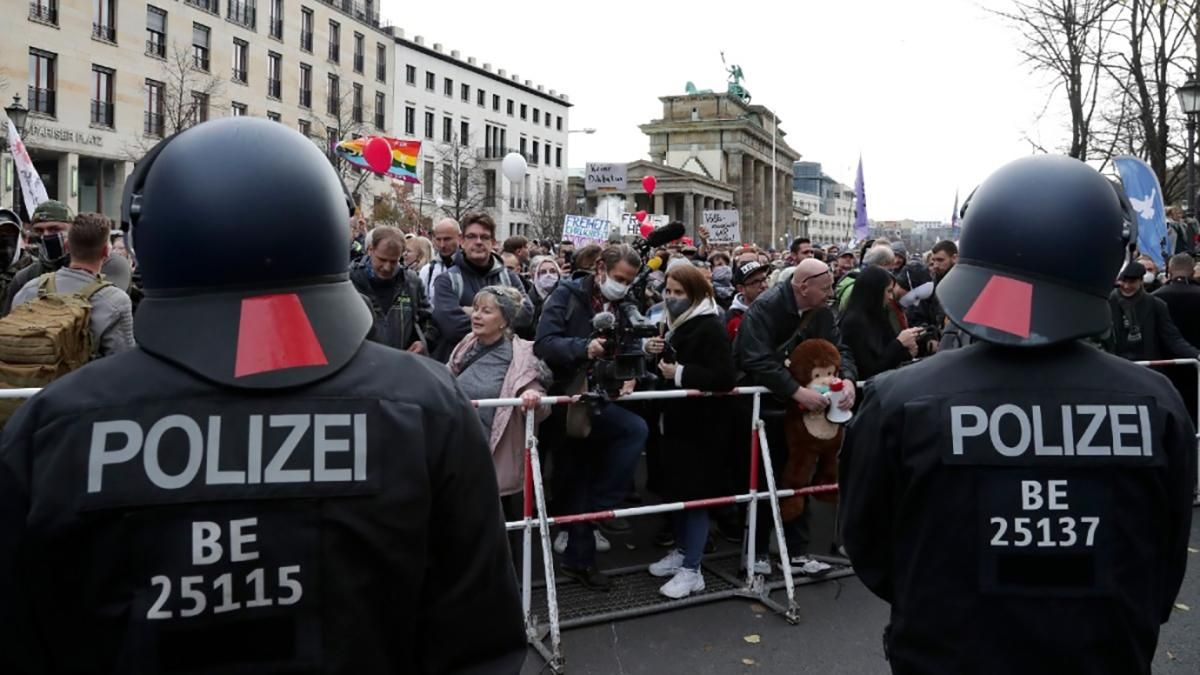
[562,215,612,245]
[620,213,669,236]
[585,163,627,192]
[701,210,741,243]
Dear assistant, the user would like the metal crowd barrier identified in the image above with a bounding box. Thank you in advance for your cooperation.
[0,360,1196,674]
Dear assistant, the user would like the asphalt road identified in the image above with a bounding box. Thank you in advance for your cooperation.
[521,510,1200,675]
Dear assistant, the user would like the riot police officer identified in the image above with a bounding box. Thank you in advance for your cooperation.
[0,118,525,673]
[840,155,1196,675]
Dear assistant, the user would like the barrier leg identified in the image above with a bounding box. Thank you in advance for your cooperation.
[756,421,800,623]
[522,423,533,633]
[744,393,762,589]
[526,410,565,672]
[1195,361,1200,507]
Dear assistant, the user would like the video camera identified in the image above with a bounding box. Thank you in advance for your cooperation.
[589,306,660,398]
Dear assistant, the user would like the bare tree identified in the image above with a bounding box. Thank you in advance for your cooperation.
[993,0,1119,160]
[529,181,570,242]
[124,44,224,159]
[303,68,372,184]
[370,182,430,233]
[433,133,488,222]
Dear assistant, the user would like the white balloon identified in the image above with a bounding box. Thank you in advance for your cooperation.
[502,152,528,184]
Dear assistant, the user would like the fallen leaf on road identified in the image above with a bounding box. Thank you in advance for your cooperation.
[744,634,761,644]
[742,658,757,666]
[703,645,713,652]
[749,603,768,614]
[1174,603,1190,612]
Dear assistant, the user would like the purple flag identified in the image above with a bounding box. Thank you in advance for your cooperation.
[951,189,960,230]
[853,156,869,241]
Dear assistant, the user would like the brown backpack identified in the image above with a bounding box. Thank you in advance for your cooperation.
[0,273,111,423]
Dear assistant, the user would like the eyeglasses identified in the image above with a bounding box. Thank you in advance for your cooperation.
[463,233,493,242]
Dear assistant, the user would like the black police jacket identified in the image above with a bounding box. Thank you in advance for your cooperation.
[1107,289,1199,362]
[0,343,525,674]
[841,341,1195,675]
[1153,279,1200,351]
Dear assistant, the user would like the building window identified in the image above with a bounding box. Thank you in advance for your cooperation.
[267,111,280,122]
[232,39,248,83]
[425,71,435,90]
[298,119,310,136]
[519,137,526,156]
[267,51,282,99]
[545,113,551,128]
[353,33,364,73]
[146,6,167,58]
[533,108,540,124]
[493,94,500,111]
[506,99,514,116]
[191,92,210,124]
[556,116,563,131]
[404,105,415,135]
[405,65,416,85]
[423,161,434,190]
[442,163,452,197]
[374,92,385,129]
[520,103,527,120]
[545,143,551,166]
[231,102,247,117]
[477,89,485,107]
[226,0,255,30]
[185,0,219,14]
[90,65,114,128]
[460,120,469,146]
[144,79,164,136]
[461,83,470,102]
[352,83,363,123]
[27,49,56,117]
[424,111,434,139]
[298,62,312,108]
[92,0,116,43]
[556,147,562,168]
[29,0,58,25]
[268,0,282,39]
[443,77,453,97]
[532,141,539,165]
[300,7,313,52]
[326,74,339,115]
[376,43,387,82]
[442,116,452,143]
[193,23,211,71]
[326,126,338,156]
[328,20,340,62]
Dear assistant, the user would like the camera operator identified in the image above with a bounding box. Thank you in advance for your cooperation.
[533,243,650,591]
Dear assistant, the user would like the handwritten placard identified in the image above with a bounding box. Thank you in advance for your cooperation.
[701,210,741,243]
[620,213,669,236]
[585,163,627,192]
[563,215,612,245]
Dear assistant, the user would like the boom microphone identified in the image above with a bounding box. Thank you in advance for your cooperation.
[645,221,687,248]
[592,311,617,332]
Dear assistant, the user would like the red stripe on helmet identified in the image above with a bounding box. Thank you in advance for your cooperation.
[962,275,1033,339]
[234,294,329,378]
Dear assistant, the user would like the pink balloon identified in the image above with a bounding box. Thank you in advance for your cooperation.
[363,137,393,174]
[642,175,657,195]
[639,224,655,238]
[635,210,648,224]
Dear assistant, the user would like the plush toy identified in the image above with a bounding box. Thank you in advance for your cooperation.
[780,338,845,522]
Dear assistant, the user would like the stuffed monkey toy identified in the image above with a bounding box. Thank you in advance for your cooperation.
[780,339,845,522]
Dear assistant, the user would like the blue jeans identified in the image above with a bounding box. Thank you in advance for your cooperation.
[674,509,709,570]
[559,402,648,569]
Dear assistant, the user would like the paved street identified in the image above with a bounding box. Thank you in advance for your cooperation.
[522,512,1200,674]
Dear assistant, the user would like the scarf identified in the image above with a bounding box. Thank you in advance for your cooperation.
[1116,289,1145,345]
[666,297,719,340]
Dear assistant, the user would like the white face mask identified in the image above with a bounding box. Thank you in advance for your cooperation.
[600,276,629,301]
[1143,272,1156,285]
[535,273,559,292]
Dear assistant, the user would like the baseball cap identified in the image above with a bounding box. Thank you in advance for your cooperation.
[1119,261,1146,280]
[733,260,768,286]
[31,200,73,224]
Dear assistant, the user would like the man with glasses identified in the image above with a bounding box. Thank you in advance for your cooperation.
[431,212,531,361]
[726,260,770,341]
[733,257,858,574]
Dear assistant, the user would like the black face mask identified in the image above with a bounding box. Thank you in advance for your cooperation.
[37,232,68,266]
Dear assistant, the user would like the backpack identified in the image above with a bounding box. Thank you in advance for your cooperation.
[0,273,112,421]
[446,265,513,303]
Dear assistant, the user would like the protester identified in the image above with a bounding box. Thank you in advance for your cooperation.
[835,244,894,310]
[502,235,531,269]
[405,235,433,272]
[641,264,736,598]
[891,261,940,354]
[837,266,919,380]
[351,225,431,354]
[418,217,461,302]
[0,209,32,305]
[528,255,562,327]
[1108,261,1199,361]
[833,251,856,283]
[1154,253,1200,349]
[726,260,770,341]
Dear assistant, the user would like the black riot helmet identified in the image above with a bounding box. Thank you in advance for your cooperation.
[121,117,371,388]
[937,155,1133,347]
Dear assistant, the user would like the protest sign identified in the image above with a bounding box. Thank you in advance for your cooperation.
[585,163,627,192]
[701,210,740,243]
[563,214,612,245]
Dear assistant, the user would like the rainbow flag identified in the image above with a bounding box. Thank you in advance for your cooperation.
[335,137,422,184]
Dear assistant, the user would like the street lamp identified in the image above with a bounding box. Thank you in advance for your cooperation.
[3,95,30,222]
[1175,73,1200,214]
[567,128,596,135]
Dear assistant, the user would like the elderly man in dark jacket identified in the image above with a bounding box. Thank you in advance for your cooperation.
[733,257,858,572]
[1153,253,1200,349]
[1109,261,1199,362]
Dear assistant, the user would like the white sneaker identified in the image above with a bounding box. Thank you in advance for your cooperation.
[790,555,832,575]
[553,531,568,554]
[659,568,705,599]
[594,531,611,553]
[649,549,685,577]
[741,555,771,576]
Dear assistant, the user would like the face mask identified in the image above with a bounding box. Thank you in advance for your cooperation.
[600,277,629,301]
[712,266,733,284]
[38,232,67,264]
[536,273,559,292]
[1143,272,1156,285]
[665,297,691,318]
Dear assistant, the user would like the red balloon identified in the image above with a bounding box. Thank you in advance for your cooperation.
[642,175,657,195]
[635,210,648,224]
[363,137,393,174]
[639,224,655,238]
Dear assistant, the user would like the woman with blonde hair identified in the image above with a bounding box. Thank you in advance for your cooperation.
[405,235,433,272]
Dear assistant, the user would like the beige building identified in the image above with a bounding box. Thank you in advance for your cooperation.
[639,93,800,246]
[0,0,392,221]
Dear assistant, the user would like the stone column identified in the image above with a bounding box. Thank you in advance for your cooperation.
[752,160,765,246]
[654,193,665,216]
[683,191,695,236]
[59,152,79,214]
[693,194,704,239]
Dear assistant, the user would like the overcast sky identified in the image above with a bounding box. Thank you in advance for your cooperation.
[384,0,1060,221]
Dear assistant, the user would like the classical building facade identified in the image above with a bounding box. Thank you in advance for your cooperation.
[392,29,570,240]
[792,161,854,245]
[568,161,737,239]
[639,93,800,245]
[1,0,392,221]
